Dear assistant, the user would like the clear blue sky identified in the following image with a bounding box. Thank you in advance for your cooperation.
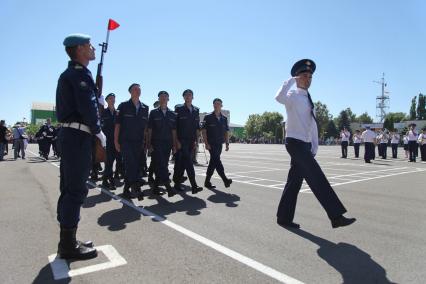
[1,0,425,126]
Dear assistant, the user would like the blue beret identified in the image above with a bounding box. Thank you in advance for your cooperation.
[105,93,115,100]
[291,59,316,77]
[63,33,91,47]
[158,91,169,97]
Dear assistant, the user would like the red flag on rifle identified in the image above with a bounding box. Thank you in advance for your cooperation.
[108,19,120,30]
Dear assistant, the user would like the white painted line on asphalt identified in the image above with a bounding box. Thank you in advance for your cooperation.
[48,245,127,280]
[29,150,305,284]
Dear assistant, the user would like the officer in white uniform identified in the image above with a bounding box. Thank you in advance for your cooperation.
[340,127,350,158]
[361,126,376,163]
[407,124,418,162]
[352,130,362,158]
[403,134,409,158]
[275,59,355,229]
[390,130,400,159]
[418,128,426,161]
[380,129,389,159]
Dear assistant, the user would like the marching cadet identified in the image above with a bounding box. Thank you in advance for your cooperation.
[36,118,56,160]
[52,124,61,158]
[275,59,355,229]
[361,126,376,163]
[201,98,233,190]
[352,130,362,158]
[407,124,418,162]
[146,91,178,197]
[173,89,203,194]
[101,93,121,191]
[340,127,350,158]
[376,130,383,157]
[56,34,106,259]
[147,100,159,185]
[390,130,400,159]
[379,129,389,159]
[403,134,409,158]
[418,128,426,161]
[114,83,149,199]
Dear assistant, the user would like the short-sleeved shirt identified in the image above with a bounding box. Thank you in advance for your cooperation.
[116,99,149,142]
[175,104,200,142]
[148,107,176,143]
[202,112,229,145]
[56,61,101,134]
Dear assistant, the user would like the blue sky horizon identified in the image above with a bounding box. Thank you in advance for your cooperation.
[1,0,425,126]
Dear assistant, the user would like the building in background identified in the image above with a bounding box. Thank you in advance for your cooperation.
[31,102,56,125]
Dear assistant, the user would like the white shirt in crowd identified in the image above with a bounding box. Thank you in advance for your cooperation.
[418,133,426,145]
[275,77,318,155]
[391,133,400,144]
[407,130,418,141]
[361,129,376,143]
[353,134,362,144]
[380,133,389,144]
[403,135,409,145]
[340,131,350,142]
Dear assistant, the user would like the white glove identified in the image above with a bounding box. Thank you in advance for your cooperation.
[96,131,106,148]
[98,95,105,106]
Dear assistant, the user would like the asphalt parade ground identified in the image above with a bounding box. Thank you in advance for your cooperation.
[1,143,425,284]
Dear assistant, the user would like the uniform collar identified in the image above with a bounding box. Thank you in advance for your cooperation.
[68,60,88,71]
[297,88,308,96]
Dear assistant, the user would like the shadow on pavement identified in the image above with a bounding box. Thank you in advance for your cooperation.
[286,228,396,284]
[98,201,141,231]
[207,187,240,208]
[32,263,70,284]
[83,191,112,208]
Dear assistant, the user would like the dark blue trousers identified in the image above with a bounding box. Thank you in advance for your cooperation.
[104,137,122,178]
[57,128,92,228]
[364,142,375,162]
[206,143,226,180]
[121,140,143,185]
[391,143,398,158]
[353,143,360,158]
[277,138,347,222]
[152,140,172,183]
[341,141,348,158]
[408,141,417,162]
[173,141,196,182]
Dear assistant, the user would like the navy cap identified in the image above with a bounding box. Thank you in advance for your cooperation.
[63,33,91,47]
[105,93,115,100]
[291,59,316,77]
[182,89,193,97]
[213,98,222,104]
[128,83,140,93]
[158,91,169,97]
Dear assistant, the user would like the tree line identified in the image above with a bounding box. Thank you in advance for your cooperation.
[243,93,425,141]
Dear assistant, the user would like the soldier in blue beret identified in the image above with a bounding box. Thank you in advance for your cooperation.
[55,33,106,260]
[173,89,203,194]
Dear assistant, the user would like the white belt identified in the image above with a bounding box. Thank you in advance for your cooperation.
[62,122,91,134]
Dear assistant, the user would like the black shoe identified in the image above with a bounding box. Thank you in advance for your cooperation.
[137,178,147,187]
[101,179,110,188]
[165,183,177,197]
[331,216,356,228]
[122,183,131,199]
[179,176,188,183]
[57,227,97,260]
[224,178,233,188]
[277,219,300,229]
[108,178,116,191]
[131,184,143,200]
[148,176,155,185]
[191,185,203,194]
[204,181,216,189]
[77,240,94,248]
[152,187,163,195]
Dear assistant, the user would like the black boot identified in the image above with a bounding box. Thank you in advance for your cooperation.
[122,182,131,199]
[204,175,216,189]
[219,173,232,188]
[101,177,110,189]
[165,182,177,197]
[57,227,97,260]
[108,177,116,191]
[190,177,203,194]
[131,184,143,200]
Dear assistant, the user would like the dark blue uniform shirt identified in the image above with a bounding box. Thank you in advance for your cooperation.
[116,99,149,142]
[36,124,56,139]
[175,104,200,142]
[55,61,101,134]
[148,108,176,142]
[101,108,117,139]
[202,112,229,144]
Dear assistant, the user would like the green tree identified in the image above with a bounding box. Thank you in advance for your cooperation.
[314,101,331,139]
[356,112,374,124]
[345,107,357,122]
[417,93,426,120]
[383,117,394,131]
[385,112,407,123]
[337,110,351,132]
[409,96,417,120]
[260,112,284,142]
[25,124,40,136]
[245,114,263,138]
[325,120,338,139]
